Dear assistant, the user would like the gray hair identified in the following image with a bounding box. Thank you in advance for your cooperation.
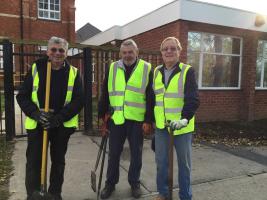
[160,37,182,51]
[48,36,69,51]
[120,39,138,51]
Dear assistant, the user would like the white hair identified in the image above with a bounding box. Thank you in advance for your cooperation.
[48,36,69,51]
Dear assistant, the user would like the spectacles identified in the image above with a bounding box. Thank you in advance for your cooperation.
[50,47,66,53]
[161,47,179,52]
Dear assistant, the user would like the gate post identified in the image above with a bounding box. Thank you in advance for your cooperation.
[3,40,15,141]
[83,47,93,132]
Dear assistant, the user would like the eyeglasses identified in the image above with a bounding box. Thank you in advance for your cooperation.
[161,47,179,52]
[50,47,66,53]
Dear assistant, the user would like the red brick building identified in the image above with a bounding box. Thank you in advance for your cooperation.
[82,0,267,122]
[0,0,76,85]
[0,0,75,42]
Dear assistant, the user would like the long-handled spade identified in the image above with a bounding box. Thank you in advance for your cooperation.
[91,135,107,192]
[167,120,174,200]
[96,135,108,200]
[31,61,52,200]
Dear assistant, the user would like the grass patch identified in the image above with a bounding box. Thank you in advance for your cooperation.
[0,136,14,200]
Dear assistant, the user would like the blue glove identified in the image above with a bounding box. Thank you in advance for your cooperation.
[169,119,188,130]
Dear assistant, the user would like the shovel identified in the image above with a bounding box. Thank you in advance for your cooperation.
[97,135,108,200]
[167,120,174,200]
[91,135,107,192]
[31,61,52,200]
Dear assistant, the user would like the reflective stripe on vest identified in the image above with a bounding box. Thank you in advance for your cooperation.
[108,59,151,125]
[153,63,195,135]
[63,66,79,128]
[25,63,79,130]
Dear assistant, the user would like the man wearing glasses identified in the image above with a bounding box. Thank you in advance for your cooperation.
[153,37,199,200]
[16,36,84,200]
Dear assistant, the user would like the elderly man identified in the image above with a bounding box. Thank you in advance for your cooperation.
[98,39,154,199]
[153,37,199,200]
[16,36,84,200]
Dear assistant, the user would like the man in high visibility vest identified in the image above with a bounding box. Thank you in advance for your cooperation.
[98,39,154,199]
[153,37,199,200]
[16,36,84,200]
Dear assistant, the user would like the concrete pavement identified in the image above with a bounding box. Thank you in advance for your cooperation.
[9,132,267,200]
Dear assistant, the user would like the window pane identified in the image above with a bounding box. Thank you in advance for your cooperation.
[44,11,48,18]
[257,40,263,58]
[39,3,44,9]
[39,10,44,17]
[51,0,55,3]
[202,54,239,87]
[44,3,48,9]
[50,12,55,18]
[256,58,262,87]
[263,42,267,59]
[39,0,45,3]
[264,62,267,87]
[203,34,215,53]
[188,32,201,52]
[187,52,200,83]
[55,5,59,10]
[50,4,55,10]
[55,12,59,19]
[55,0,59,4]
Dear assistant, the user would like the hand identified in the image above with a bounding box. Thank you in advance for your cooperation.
[169,119,188,130]
[142,123,153,135]
[100,113,111,136]
[31,110,52,127]
[42,114,63,130]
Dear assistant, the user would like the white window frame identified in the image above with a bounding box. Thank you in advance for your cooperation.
[256,40,267,90]
[38,0,61,21]
[0,45,3,70]
[188,31,243,90]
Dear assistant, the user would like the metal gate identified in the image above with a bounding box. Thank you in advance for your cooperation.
[1,39,161,141]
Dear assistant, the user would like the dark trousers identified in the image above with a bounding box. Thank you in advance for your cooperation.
[25,125,74,197]
[105,120,144,187]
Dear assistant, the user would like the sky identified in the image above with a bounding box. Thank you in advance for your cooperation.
[75,0,267,31]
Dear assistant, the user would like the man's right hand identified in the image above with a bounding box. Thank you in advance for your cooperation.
[100,113,111,136]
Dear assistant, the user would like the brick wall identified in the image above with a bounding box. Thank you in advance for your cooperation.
[0,0,75,42]
[129,19,267,122]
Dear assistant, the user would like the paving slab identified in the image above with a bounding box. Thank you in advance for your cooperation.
[9,133,267,200]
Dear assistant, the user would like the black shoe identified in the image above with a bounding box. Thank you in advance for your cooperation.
[100,184,115,199]
[50,193,63,200]
[131,185,142,199]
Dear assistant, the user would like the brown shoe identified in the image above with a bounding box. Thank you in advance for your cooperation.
[154,195,167,200]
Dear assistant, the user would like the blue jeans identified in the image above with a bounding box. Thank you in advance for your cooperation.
[155,128,192,200]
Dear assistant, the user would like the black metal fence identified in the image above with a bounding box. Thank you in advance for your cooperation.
[1,39,161,141]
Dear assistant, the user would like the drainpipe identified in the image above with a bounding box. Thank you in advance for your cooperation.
[20,0,24,78]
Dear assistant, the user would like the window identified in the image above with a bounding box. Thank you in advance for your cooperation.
[187,32,242,89]
[256,40,267,89]
[38,0,60,20]
[0,45,3,69]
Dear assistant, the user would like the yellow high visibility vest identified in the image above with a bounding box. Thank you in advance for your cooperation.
[108,59,151,125]
[25,63,79,130]
[153,63,195,135]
